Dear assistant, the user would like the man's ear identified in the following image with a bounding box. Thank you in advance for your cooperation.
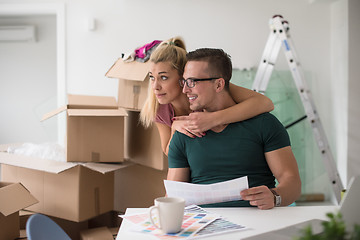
[215,78,225,92]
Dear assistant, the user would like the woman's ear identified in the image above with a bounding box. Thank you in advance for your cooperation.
[215,78,225,92]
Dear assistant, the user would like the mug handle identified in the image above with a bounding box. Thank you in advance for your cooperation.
[149,206,161,229]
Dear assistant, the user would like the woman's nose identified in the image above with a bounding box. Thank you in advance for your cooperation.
[152,79,161,90]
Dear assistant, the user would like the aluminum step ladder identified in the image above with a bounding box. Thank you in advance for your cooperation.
[252,15,344,204]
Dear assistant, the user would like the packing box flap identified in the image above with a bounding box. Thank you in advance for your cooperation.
[0,151,131,174]
[80,161,133,174]
[67,94,118,109]
[41,105,67,121]
[0,182,38,216]
[67,108,128,117]
[0,151,78,173]
[41,95,120,121]
[105,58,150,82]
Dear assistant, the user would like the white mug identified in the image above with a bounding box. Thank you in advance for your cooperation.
[149,197,185,234]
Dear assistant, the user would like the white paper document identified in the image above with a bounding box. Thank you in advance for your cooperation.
[164,176,249,206]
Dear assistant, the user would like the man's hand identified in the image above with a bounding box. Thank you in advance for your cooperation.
[240,186,275,210]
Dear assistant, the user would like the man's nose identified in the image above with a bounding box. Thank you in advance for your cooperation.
[182,83,190,94]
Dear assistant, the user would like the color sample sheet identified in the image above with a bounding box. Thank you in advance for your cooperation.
[164,176,249,206]
[120,205,248,239]
[185,205,248,238]
[120,210,219,239]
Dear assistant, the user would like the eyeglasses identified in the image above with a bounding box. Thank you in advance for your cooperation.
[179,77,220,88]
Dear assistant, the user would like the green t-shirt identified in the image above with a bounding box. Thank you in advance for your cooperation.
[168,113,291,207]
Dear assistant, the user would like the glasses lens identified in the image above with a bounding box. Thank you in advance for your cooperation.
[188,79,195,88]
[179,79,185,87]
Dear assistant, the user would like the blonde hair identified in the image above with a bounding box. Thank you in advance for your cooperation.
[140,37,187,128]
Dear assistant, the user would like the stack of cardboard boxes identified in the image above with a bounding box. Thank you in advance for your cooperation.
[105,58,168,213]
[0,57,168,239]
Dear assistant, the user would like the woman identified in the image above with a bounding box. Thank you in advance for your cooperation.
[140,37,274,155]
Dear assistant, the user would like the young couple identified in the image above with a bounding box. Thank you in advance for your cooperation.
[140,37,301,209]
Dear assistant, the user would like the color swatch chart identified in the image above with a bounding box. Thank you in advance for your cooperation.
[120,210,219,239]
[120,205,248,239]
[185,205,248,238]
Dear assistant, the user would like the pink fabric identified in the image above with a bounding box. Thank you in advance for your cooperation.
[155,103,175,127]
[135,40,162,59]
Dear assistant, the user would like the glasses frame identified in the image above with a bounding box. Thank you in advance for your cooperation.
[179,77,220,88]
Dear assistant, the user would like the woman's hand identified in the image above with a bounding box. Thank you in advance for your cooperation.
[173,111,217,133]
[172,115,206,138]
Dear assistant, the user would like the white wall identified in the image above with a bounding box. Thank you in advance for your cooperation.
[331,1,348,185]
[347,0,360,183]
[0,15,57,144]
[62,0,333,97]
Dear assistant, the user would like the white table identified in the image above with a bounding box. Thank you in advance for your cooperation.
[116,205,336,239]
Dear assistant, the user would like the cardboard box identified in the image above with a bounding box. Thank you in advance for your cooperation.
[80,227,114,240]
[18,229,27,239]
[114,164,167,212]
[105,58,151,110]
[125,110,167,171]
[0,149,132,222]
[88,210,122,229]
[42,94,128,163]
[19,210,33,230]
[0,182,38,240]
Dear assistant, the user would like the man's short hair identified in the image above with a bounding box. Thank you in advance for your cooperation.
[186,48,232,90]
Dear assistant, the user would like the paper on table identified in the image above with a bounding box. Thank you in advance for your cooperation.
[164,176,249,206]
[120,210,220,239]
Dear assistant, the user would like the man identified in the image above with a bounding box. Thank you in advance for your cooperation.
[167,48,301,210]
